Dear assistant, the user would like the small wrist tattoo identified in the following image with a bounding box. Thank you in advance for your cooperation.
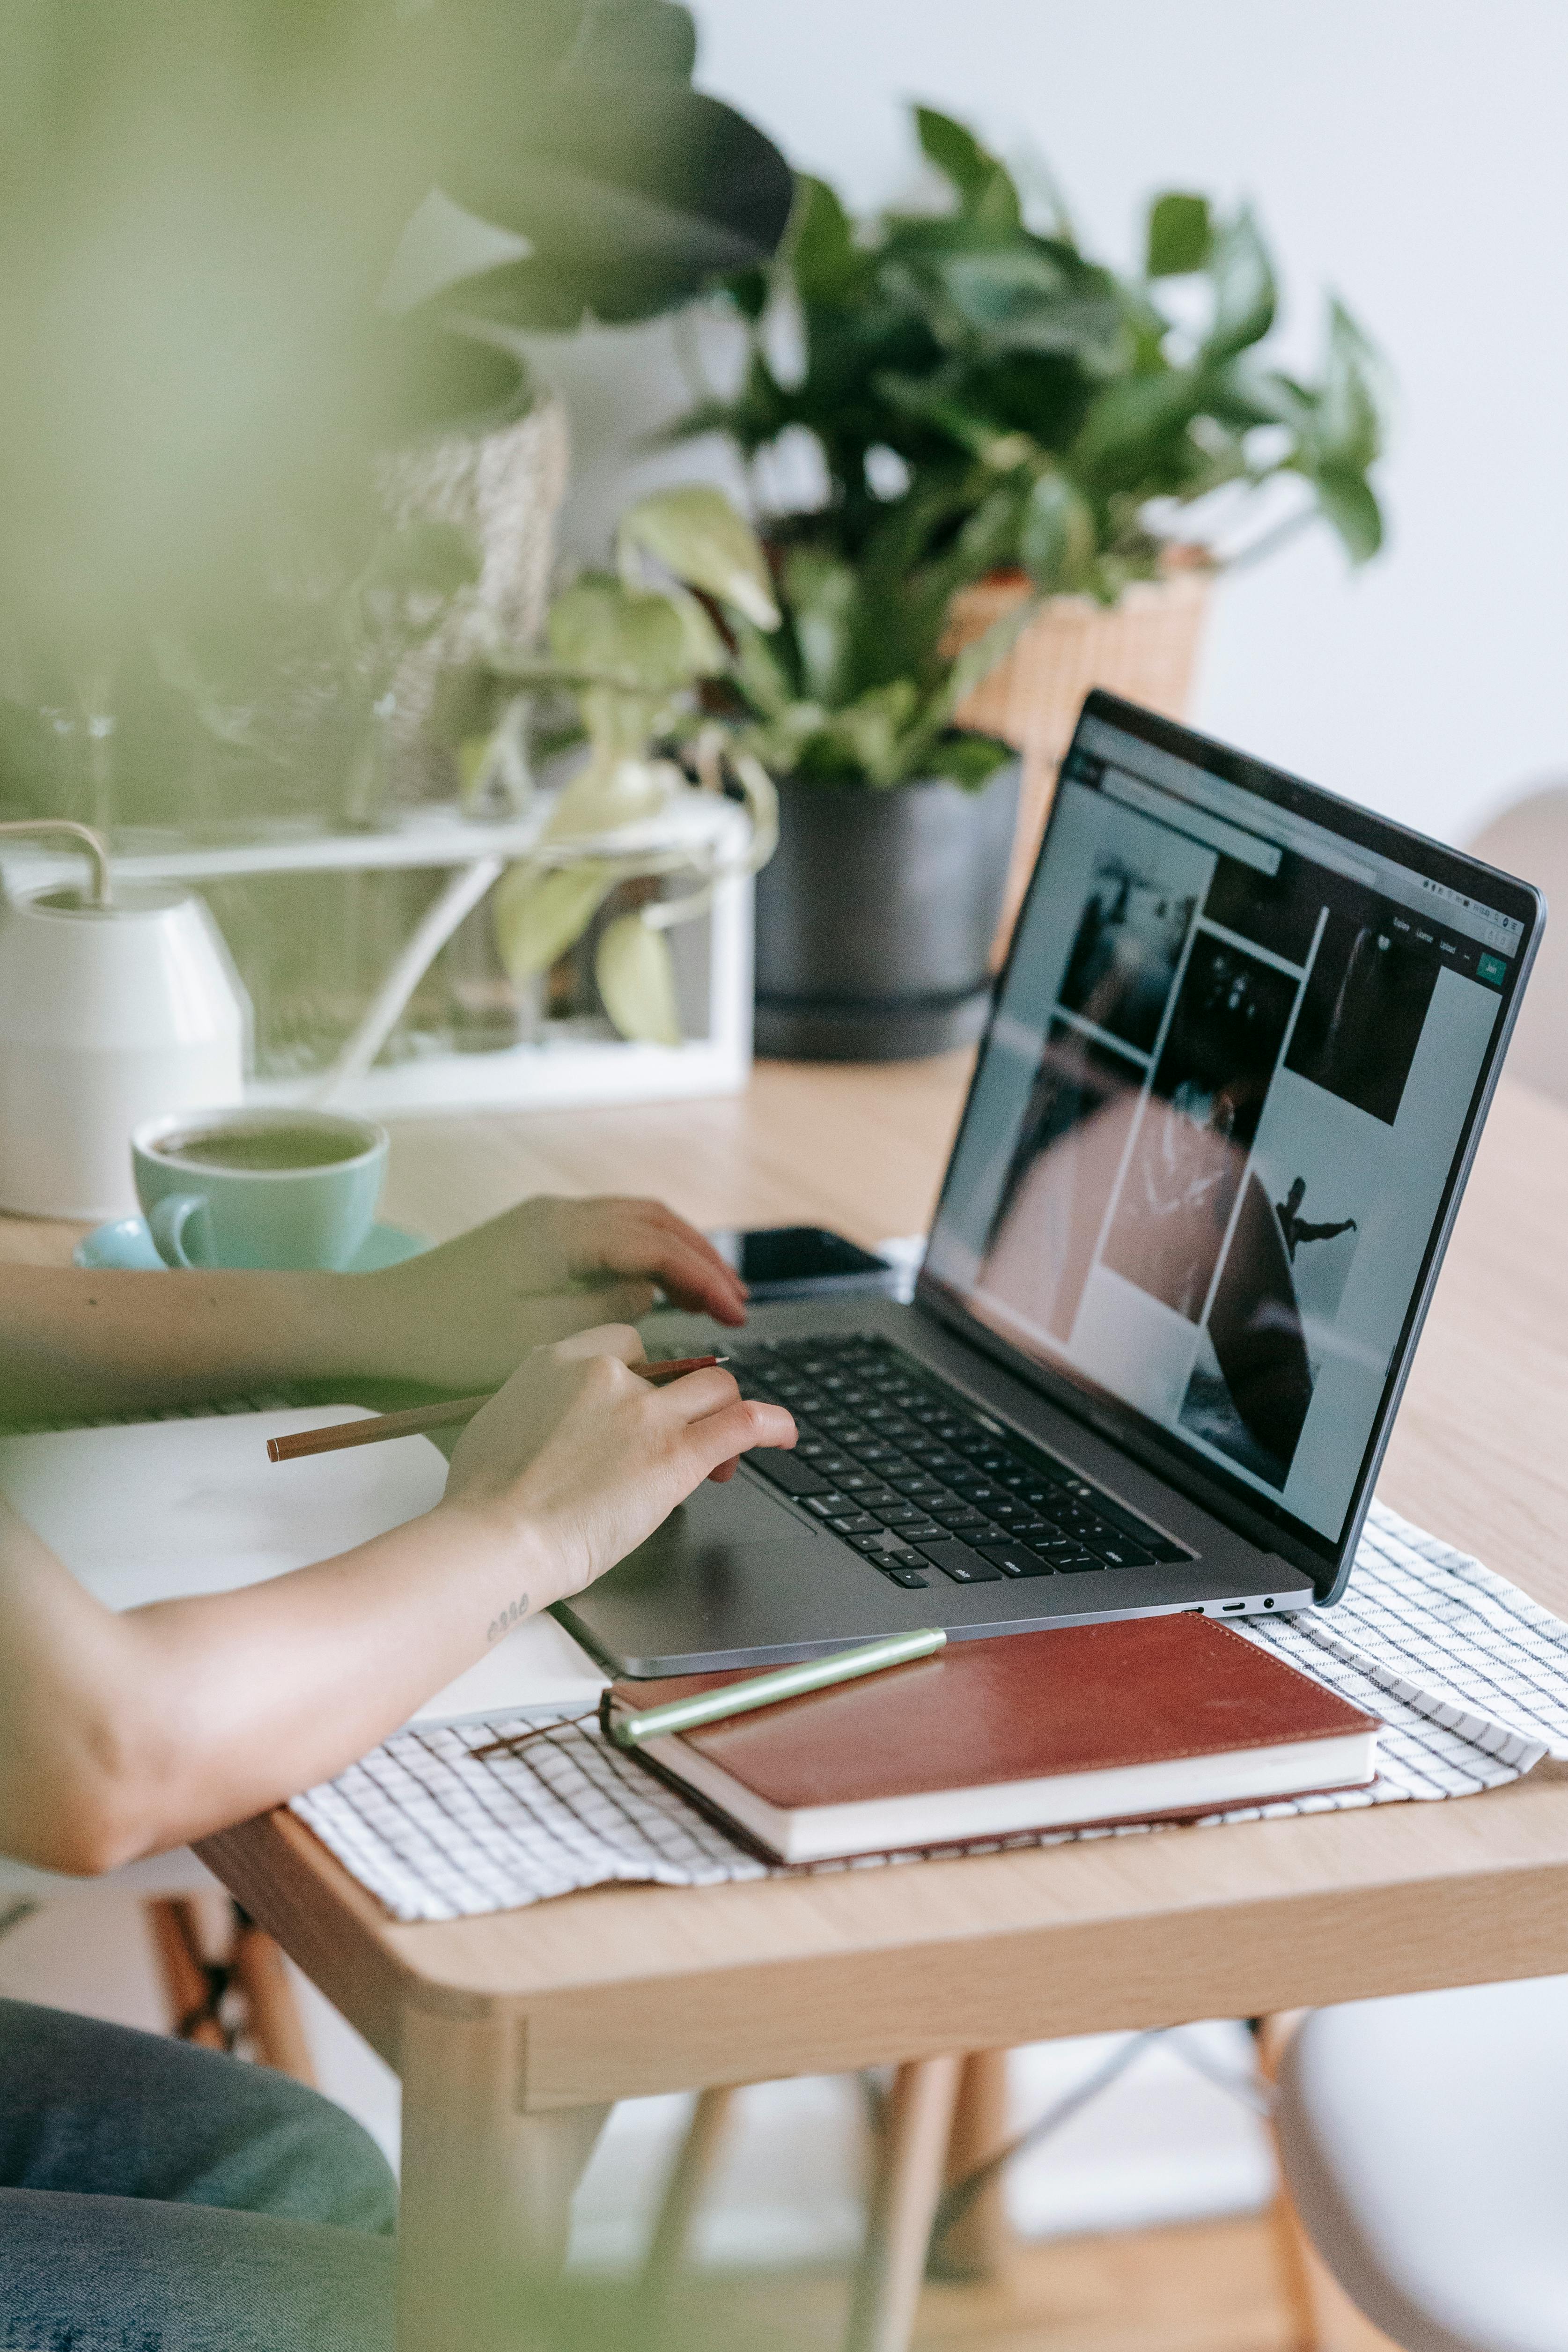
[486,1594,530,1645]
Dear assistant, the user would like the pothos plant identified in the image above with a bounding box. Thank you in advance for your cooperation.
[670,103,1388,636]
[476,486,786,1045]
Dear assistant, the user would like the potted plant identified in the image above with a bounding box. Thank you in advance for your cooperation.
[714,542,1030,1057]
[670,104,1388,1054]
[0,0,795,1095]
[0,0,794,844]
[479,484,785,1045]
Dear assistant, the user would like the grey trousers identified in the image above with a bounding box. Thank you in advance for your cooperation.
[0,1997,396,2351]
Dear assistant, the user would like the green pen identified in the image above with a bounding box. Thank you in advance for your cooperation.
[609,1626,947,1749]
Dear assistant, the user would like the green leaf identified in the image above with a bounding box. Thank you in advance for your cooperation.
[596,910,683,1043]
[925,733,1016,789]
[663,584,730,676]
[822,679,921,788]
[725,265,771,322]
[1205,206,1277,361]
[1318,297,1385,473]
[732,616,796,719]
[434,77,796,332]
[781,547,859,704]
[1019,472,1096,591]
[935,249,1124,364]
[549,745,680,831]
[914,107,999,203]
[1313,465,1384,564]
[924,597,1035,733]
[361,318,532,442]
[1146,192,1211,278]
[616,485,780,627]
[875,372,1026,462]
[564,1,698,83]
[1074,369,1204,475]
[493,861,615,981]
[547,575,692,694]
[789,175,863,307]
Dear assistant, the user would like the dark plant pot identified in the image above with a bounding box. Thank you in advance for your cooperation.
[754,762,1021,1061]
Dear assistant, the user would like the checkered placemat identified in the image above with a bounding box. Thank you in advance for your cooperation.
[292,1501,1568,1922]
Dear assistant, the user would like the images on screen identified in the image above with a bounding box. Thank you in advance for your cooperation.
[928,726,1516,1542]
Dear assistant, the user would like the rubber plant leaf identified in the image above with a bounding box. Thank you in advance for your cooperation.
[617,486,780,628]
[596,910,682,1043]
[564,0,697,81]
[433,81,795,331]
[493,860,615,982]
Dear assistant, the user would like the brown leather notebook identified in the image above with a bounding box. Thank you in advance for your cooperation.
[604,1616,1379,1863]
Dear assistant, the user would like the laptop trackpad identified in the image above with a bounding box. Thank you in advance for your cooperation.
[554,1472,882,1676]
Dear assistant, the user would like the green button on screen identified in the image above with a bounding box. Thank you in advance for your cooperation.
[1477,951,1508,986]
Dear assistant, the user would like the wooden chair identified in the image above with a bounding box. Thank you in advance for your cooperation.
[144,1895,316,2083]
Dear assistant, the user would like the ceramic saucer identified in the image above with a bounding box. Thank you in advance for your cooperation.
[74,1216,429,1273]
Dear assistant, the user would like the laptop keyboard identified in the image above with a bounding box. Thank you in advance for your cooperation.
[730,1335,1193,1591]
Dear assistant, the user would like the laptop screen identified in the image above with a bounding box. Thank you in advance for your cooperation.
[923,698,1533,1556]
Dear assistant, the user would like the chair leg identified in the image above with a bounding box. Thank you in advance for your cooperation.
[1255,2013,1321,2352]
[146,1898,229,2054]
[844,2054,963,2352]
[638,2085,736,2342]
[929,2047,1016,2285]
[144,1897,316,2083]
[230,1912,316,2083]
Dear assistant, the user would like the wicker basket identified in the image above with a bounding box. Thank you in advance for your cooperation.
[947,561,1211,959]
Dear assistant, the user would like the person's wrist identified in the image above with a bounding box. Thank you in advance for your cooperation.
[323,1263,414,1382]
[432,1489,577,1615]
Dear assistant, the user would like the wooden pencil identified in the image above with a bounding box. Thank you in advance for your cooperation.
[265,1357,726,1463]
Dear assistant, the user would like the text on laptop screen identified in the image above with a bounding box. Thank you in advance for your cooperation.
[924,713,1524,1545]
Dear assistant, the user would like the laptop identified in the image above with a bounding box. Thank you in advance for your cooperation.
[559,692,1544,1677]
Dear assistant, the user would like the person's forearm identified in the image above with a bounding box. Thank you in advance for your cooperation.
[0,1495,544,1871]
[0,1265,374,1418]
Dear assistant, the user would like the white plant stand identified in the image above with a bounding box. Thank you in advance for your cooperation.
[0,798,754,1117]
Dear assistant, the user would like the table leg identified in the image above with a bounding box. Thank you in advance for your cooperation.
[844,2053,963,2352]
[931,2048,1016,2284]
[640,2084,737,2344]
[397,2003,607,2352]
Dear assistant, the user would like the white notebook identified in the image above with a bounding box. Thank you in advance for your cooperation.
[0,1407,607,1725]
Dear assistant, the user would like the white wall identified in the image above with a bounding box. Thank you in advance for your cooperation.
[531,0,1568,853]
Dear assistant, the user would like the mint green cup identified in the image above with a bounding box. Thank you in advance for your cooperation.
[132,1107,389,1271]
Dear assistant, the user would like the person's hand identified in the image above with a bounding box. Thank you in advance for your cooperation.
[349,1195,748,1391]
[439,1326,796,1608]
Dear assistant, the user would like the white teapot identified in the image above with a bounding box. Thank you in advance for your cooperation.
[0,822,247,1219]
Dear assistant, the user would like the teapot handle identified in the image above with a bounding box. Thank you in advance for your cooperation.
[0,819,111,907]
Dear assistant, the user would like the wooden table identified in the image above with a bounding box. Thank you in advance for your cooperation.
[78,1062,1568,2348]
